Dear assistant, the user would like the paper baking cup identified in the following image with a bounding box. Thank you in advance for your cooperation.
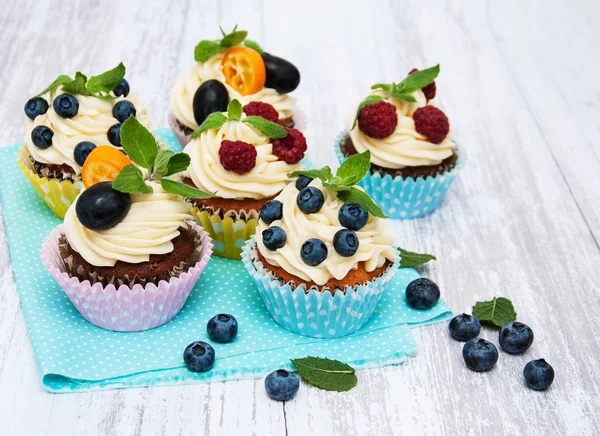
[334,132,466,219]
[41,221,213,332]
[17,146,83,219]
[241,238,400,338]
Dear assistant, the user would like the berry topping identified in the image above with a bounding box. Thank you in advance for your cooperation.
[338,202,368,231]
[107,123,122,146]
[333,229,359,257]
[222,46,266,96]
[193,80,229,126]
[73,141,96,167]
[358,100,398,139]
[265,369,300,401]
[75,181,131,231]
[405,278,440,310]
[207,314,238,343]
[113,79,130,97]
[81,146,132,188]
[300,238,327,266]
[295,175,313,191]
[31,125,54,149]
[413,106,450,144]
[243,101,279,123]
[409,68,437,100]
[262,226,287,251]
[53,94,79,118]
[448,314,481,342]
[523,359,555,391]
[296,186,324,214]
[271,127,307,164]
[112,100,136,123]
[183,341,215,373]
[218,140,257,174]
[259,200,283,224]
[499,322,534,354]
[262,52,301,94]
[462,338,499,372]
[24,97,49,120]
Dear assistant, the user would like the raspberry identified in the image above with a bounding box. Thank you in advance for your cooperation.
[218,140,257,173]
[358,101,398,139]
[413,106,450,144]
[243,101,280,124]
[409,68,436,100]
[272,127,307,164]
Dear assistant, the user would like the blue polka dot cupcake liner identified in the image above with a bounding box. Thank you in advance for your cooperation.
[334,131,466,219]
[241,238,400,338]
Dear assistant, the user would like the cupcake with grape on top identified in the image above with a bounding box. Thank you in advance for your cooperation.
[19,63,153,218]
[41,117,214,332]
[182,98,307,260]
[335,64,465,219]
[242,151,399,338]
[169,25,301,146]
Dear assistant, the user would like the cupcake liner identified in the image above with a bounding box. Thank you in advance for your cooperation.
[241,238,400,338]
[334,131,466,219]
[41,221,213,332]
[17,146,83,219]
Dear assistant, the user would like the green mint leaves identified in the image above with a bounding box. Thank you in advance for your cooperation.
[120,117,158,170]
[369,64,440,104]
[86,62,126,94]
[243,39,263,54]
[190,113,228,138]
[194,25,260,62]
[243,116,286,138]
[112,165,152,194]
[472,297,517,328]
[288,167,333,183]
[227,98,243,121]
[398,248,437,268]
[35,75,73,97]
[291,357,357,392]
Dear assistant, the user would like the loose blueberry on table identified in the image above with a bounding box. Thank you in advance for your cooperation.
[183,341,215,372]
[405,277,440,310]
[265,369,300,401]
[53,94,79,118]
[24,97,49,120]
[448,313,481,342]
[523,359,554,391]
[499,321,534,354]
[75,182,132,231]
[31,125,54,149]
[207,314,238,344]
[462,338,499,372]
[193,79,229,125]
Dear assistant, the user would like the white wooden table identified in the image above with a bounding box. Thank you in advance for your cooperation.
[1,0,600,434]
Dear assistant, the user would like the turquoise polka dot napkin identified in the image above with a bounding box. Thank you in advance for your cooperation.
[0,129,452,393]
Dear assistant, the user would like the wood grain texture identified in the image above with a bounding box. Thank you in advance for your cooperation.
[1,0,600,435]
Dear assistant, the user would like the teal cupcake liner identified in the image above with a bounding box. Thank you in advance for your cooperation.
[241,238,400,338]
[334,131,466,219]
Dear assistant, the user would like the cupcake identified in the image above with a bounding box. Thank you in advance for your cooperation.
[19,63,153,218]
[335,64,465,219]
[169,25,300,146]
[182,99,307,260]
[242,151,399,338]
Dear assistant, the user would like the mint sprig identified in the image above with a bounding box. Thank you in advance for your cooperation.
[194,25,258,62]
[472,297,517,329]
[369,64,440,104]
[291,357,357,392]
[398,248,437,268]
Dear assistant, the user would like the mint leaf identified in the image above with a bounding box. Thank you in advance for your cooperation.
[190,112,228,139]
[288,167,333,182]
[396,64,439,94]
[291,357,357,392]
[227,99,243,121]
[244,39,263,53]
[398,248,437,268]
[194,40,222,62]
[336,150,371,186]
[472,297,517,329]
[62,72,91,96]
[390,90,417,103]
[322,181,351,192]
[160,179,213,199]
[243,116,286,139]
[338,187,387,218]
[35,74,73,97]
[164,153,191,176]
[120,117,158,170]
[86,62,126,94]
[112,165,152,194]
[371,83,392,92]
[221,30,248,47]
[152,150,175,178]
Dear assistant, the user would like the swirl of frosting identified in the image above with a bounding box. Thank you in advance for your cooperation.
[184,116,304,200]
[170,52,297,130]
[64,182,194,267]
[26,87,152,174]
[256,179,397,286]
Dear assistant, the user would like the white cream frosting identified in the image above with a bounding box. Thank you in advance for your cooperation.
[184,115,303,200]
[256,179,397,286]
[170,52,296,130]
[64,182,194,267]
[25,87,152,174]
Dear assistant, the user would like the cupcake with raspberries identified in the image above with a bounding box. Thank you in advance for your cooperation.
[335,64,465,219]
[169,25,301,146]
[182,99,307,259]
[19,63,153,218]
[242,151,399,338]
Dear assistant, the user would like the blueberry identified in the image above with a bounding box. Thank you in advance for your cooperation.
[262,52,301,94]
[207,314,238,343]
[338,202,368,231]
[53,94,79,118]
[75,182,131,231]
[113,79,130,97]
[265,369,299,401]
[296,186,324,214]
[295,175,312,191]
[107,123,122,146]
[333,229,359,257]
[499,321,534,354]
[259,200,283,224]
[462,338,499,372]
[31,125,54,149]
[183,341,215,372]
[193,79,229,125]
[112,100,136,123]
[300,238,327,266]
[405,278,440,310]
[73,141,96,166]
[262,226,286,251]
[24,97,49,120]
[448,313,481,342]
[523,359,554,391]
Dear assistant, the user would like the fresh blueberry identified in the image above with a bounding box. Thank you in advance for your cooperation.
[75,182,131,231]
[113,79,130,97]
[333,229,359,257]
[296,186,324,214]
[53,94,79,118]
[523,359,554,391]
[300,238,327,266]
[405,278,440,310]
[259,200,283,224]
[262,226,286,251]
[112,100,136,123]
[24,97,49,120]
[338,202,368,231]
[448,314,481,342]
[183,341,215,372]
[207,314,238,343]
[462,338,499,372]
[265,369,299,401]
[31,125,54,149]
[499,322,534,354]
[295,175,313,191]
[73,141,96,166]
[107,123,122,146]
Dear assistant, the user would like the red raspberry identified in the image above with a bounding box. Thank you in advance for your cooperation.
[218,140,257,173]
[358,101,398,139]
[413,106,450,144]
[242,101,280,124]
[272,127,307,164]
[409,68,436,100]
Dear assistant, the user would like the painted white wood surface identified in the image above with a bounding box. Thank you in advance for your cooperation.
[1,0,599,434]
